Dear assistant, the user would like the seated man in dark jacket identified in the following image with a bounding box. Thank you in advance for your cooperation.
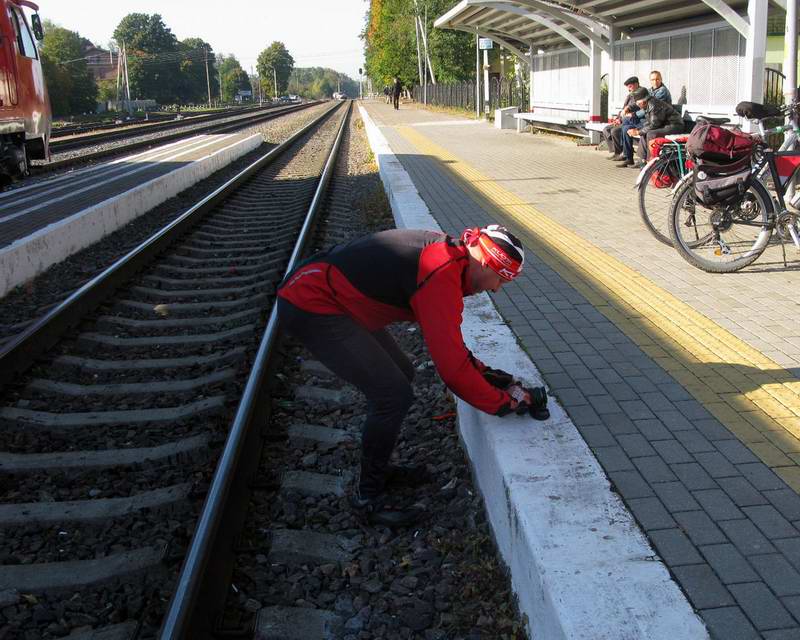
[619,87,684,168]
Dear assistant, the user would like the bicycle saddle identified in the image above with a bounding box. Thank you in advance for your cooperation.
[735,101,782,119]
[695,116,730,125]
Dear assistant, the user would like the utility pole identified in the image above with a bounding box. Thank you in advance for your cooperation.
[115,44,122,107]
[122,43,132,116]
[218,57,223,105]
[272,66,278,100]
[204,46,212,108]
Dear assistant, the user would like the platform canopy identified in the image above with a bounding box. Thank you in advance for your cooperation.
[434,0,788,58]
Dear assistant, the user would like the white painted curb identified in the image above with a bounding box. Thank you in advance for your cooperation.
[358,103,708,640]
[0,133,262,298]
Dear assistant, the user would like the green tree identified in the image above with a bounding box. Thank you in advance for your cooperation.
[39,21,98,115]
[113,13,181,102]
[179,37,218,104]
[291,67,357,99]
[256,41,294,98]
[362,0,474,88]
[217,55,251,102]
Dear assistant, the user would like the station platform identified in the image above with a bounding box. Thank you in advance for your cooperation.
[0,132,261,298]
[360,99,800,640]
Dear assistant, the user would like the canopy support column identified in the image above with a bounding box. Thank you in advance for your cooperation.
[741,0,768,131]
[476,32,482,119]
[607,25,618,122]
[588,36,603,143]
[784,0,797,107]
[529,42,535,112]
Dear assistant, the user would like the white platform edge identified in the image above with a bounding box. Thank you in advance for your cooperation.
[0,133,263,298]
[358,102,708,640]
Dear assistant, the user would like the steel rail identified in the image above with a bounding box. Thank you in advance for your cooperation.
[0,100,343,389]
[50,104,283,150]
[36,101,323,174]
[159,101,352,640]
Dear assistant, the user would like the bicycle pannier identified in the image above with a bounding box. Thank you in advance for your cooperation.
[686,123,754,162]
[648,137,689,188]
[693,157,752,206]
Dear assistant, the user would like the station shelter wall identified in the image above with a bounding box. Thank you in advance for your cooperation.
[531,22,745,119]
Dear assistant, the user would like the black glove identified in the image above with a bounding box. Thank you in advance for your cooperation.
[495,384,550,421]
[482,366,515,389]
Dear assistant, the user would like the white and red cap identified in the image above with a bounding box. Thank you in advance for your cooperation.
[461,224,524,281]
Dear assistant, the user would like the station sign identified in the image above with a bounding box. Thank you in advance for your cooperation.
[479,38,493,50]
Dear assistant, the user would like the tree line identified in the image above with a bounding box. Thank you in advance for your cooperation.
[39,13,358,117]
[362,0,475,91]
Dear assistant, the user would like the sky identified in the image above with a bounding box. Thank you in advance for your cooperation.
[40,0,369,80]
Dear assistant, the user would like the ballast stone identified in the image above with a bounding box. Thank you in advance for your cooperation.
[63,620,139,640]
[268,529,359,565]
[294,385,348,406]
[255,606,343,640]
[281,470,349,497]
[288,423,354,449]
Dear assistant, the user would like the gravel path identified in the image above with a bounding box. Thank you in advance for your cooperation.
[0,102,332,347]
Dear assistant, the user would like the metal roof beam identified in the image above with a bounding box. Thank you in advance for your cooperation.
[700,0,749,37]
[506,0,610,53]
[480,2,593,55]
[448,25,532,66]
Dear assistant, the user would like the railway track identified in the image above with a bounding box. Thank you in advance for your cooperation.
[0,100,351,639]
[34,102,321,176]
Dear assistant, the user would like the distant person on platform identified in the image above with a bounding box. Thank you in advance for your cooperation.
[601,76,642,161]
[623,87,684,167]
[383,85,391,105]
[392,76,402,110]
[276,225,549,527]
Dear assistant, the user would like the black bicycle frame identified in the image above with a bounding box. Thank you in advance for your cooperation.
[760,148,800,212]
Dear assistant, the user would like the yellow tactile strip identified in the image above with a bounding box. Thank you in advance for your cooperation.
[396,124,800,491]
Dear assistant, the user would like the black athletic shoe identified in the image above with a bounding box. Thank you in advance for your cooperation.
[349,491,426,528]
[385,463,433,488]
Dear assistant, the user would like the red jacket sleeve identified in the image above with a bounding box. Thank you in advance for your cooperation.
[410,267,509,415]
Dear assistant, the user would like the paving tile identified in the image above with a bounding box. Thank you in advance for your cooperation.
[619,400,656,421]
[652,481,701,512]
[672,564,735,609]
[671,463,719,491]
[738,463,794,492]
[749,554,800,597]
[695,452,741,478]
[699,607,760,640]
[764,490,800,522]
[634,418,673,440]
[564,404,602,426]
[783,597,800,628]
[616,433,656,458]
[696,419,738,441]
[592,446,634,472]
[716,476,769,507]
[633,454,680,483]
[717,440,762,465]
[626,497,676,531]
[658,410,697,432]
[575,424,617,448]
[693,489,744,521]
[674,510,728,546]
[554,387,588,407]
[776,539,800,573]
[700,544,760,584]
[601,412,639,435]
[649,528,704,566]
[588,394,622,415]
[652,439,694,464]
[602,382,640,401]
[742,505,798,540]
[729,582,796,630]
[763,628,800,639]
[606,469,655,499]
[673,429,717,453]
[718,519,777,555]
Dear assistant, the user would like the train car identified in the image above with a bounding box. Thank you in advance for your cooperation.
[0,0,50,180]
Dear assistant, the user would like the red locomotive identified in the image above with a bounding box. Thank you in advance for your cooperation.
[0,0,50,180]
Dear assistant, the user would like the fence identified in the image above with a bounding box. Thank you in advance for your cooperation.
[412,77,528,114]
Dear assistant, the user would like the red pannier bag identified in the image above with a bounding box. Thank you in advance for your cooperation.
[648,136,689,188]
[686,124,754,162]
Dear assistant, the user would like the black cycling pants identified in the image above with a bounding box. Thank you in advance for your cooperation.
[276,298,415,492]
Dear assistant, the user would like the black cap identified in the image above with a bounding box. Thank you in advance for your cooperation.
[631,87,649,101]
[623,76,639,86]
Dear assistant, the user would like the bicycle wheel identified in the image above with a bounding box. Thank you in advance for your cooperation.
[668,177,773,273]
[638,155,681,245]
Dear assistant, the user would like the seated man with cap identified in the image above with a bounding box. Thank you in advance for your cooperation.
[602,76,643,161]
[622,87,684,167]
[276,224,549,527]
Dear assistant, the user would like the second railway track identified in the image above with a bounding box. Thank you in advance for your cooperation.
[0,100,351,639]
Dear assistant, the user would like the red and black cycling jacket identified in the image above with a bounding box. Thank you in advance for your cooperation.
[277,229,510,414]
